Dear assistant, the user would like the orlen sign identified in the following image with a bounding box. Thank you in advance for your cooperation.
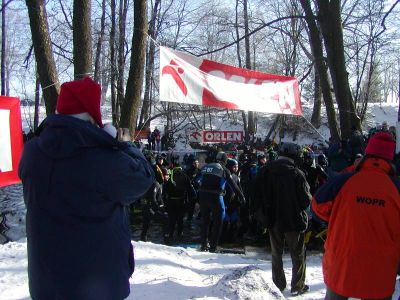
[203,130,243,143]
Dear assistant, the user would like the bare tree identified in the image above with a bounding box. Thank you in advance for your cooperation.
[300,0,340,142]
[139,0,161,128]
[316,0,360,139]
[110,0,118,125]
[243,0,256,140]
[120,0,148,133]
[94,0,106,82]
[25,0,60,114]
[117,0,128,115]
[73,0,92,79]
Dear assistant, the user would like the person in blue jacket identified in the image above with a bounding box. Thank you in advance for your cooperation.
[18,77,154,300]
[197,151,245,252]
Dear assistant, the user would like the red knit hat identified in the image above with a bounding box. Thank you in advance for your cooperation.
[365,132,395,161]
[56,77,103,127]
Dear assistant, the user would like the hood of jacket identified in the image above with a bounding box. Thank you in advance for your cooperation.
[268,157,298,175]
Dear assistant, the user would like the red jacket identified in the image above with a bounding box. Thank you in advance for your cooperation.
[312,157,400,298]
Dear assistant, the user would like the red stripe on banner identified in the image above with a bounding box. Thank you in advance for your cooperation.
[0,97,23,187]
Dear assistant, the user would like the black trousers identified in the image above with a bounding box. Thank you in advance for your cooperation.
[269,226,306,291]
[324,287,392,300]
[141,204,168,240]
[166,203,186,239]
[199,195,225,248]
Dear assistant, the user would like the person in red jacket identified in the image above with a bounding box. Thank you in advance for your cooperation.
[312,132,400,300]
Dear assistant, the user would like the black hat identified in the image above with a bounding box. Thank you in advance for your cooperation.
[279,142,301,160]
[226,158,238,169]
[216,151,228,164]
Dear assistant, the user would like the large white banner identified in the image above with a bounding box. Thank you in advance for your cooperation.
[159,46,302,115]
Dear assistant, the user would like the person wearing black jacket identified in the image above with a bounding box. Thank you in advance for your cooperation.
[254,142,311,296]
[164,163,195,243]
[18,77,154,300]
[185,155,201,222]
[301,151,328,196]
[140,179,166,242]
[198,152,246,252]
[221,158,244,243]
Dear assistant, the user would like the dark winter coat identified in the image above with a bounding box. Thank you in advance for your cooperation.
[143,180,164,214]
[18,115,154,300]
[164,167,195,206]
[225,173,244,213]
[198,163,245,204]
[254,157,311,231]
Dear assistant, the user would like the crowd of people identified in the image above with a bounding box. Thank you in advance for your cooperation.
[18,76,400,300]
[137,120,400,298]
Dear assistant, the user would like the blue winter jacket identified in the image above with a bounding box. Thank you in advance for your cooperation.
[18,114,154,300]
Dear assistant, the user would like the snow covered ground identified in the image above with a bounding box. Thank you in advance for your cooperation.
[0,239,399,300]
[1,102,399,299]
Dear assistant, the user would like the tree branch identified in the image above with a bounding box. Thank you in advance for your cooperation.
[193,15,304,57]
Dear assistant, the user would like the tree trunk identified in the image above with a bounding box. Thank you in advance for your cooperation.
[73,0,92,79]
[1,0,6,95]
[110,0,118,125]
[117,0,128,114]
[34,71,40,130]
[243,0,256,138]
[25,0,59,114]
[310,71,322,128]
[139,0,160,127]
[120,0,148,134]
[94,0,106,82]
[300,0,340,142]
[316,0,360,140]
[235,0,248,140]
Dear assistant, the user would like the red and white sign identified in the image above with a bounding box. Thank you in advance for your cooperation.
[203,130,243,143]
[0,97,23,187]
[160,46,302,115]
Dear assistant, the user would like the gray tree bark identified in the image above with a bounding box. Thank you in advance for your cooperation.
[94,0,106,82]
[25,0,59,114]
[139,0,161,128]
[300,0,340,142]
[316,0,360,139]
[243,0,256,140]
[73,0,92,79]
[120,0,148,134]
[110,0,118,125]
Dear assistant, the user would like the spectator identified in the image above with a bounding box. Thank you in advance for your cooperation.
[153,128,161,152]
[341,153,363,173]
[348,126,365,160]
[163,162,195,244]
[221,158,244,243]
[18,77,154,300]
[254,142,311,295]
[327,140,351,173]
[140,177,166,242]
[147,131,155,150]
[312,132,400,300]
[381,121,389,132]
[198,151,245,252]
[185,155,201,222]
